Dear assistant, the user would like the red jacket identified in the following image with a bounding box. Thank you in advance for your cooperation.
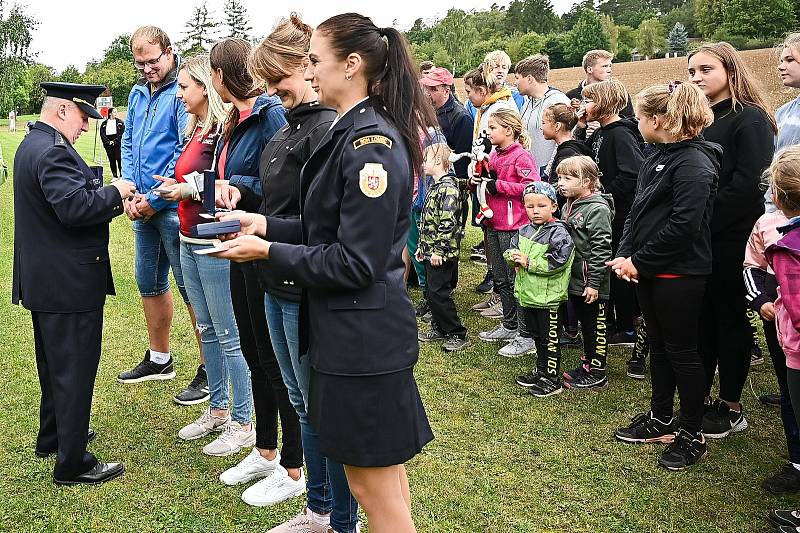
[486,142,539,231]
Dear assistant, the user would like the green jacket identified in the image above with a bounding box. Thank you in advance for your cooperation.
[562,192,614,299]
[417,174,465,261]
[504,219,574,309]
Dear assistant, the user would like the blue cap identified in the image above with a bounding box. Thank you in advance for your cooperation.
[523,181,557,203]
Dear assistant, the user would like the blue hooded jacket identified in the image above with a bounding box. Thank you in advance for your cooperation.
[214,94,286,198]
[121,54,188,212]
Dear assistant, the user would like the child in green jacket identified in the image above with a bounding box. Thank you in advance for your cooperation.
[504,181,575,397]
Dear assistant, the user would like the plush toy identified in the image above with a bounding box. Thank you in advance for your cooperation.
[449,132,494,224]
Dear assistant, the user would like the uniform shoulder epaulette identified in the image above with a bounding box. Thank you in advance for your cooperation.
[353,105,378,132]
[54,131,66,145]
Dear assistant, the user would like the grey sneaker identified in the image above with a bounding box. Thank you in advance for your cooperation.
[178,408,229,440]
[478,324,518,342]
[472,293,500,311]
[443,335,470,352]
[498,336,537,358]
[418,328,445,342]
[202,421,256,456]
[480,301,504,319]
[266,509,327,533]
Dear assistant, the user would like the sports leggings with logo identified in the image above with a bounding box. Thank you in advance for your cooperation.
[520,306,563,380]
[568,296,608,371]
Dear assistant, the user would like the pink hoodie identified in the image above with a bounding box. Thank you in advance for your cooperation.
[486,142,539,231]
[767,218,800,370]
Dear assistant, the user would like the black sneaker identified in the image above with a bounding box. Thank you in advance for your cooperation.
[774,525,800,533]
[770,510,800,528]
[469,244,485,261]
[117,351,176,384]
[563,360,589,381]
[763,464,800,496]
[516,370,545,388]
[418,328,445,342]
[559,331,582,346]
[414,298,430,318]
[609,331,636,347]
[528,376,563,397]
[701,402,748,438]
[751,345,765,366]
[173,365,210,406]
[626,358,646,380]
[614,411,677,444]
[564,368,608,389]
[475,271,493,294]
[443,335,470,352]
[760,393,782,406]
[658,429,706,470]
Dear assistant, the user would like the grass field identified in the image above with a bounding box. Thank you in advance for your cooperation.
[0,57,797,531]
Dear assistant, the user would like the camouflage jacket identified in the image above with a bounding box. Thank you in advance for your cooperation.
[417,174,465,261]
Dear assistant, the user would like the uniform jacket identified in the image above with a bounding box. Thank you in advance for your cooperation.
[486,142,539,231]
[744,210,787,312]
[504,219,575,309]
[562,192,614,299]
[618,138,721,278]
[13,122,124,312]
[766,217,800,370]
[122,55,188,212]
[417,173,465,261]
[264,97,419,376]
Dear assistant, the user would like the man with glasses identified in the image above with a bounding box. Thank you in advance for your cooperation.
[118,26,207,406]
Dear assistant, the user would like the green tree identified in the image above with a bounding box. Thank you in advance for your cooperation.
[57,65,82,83]
[561,0,594,31]
[472,5,508,40]
[662,0,698,37]
[222,0,251,40]
[26,63,54,113]
[616,24,637,61]
[102,34,133,65]
[542,33,570,68]
[507,32,546,63]
[723,0,795,38]
[565,9,611,65]
[695,0,729,37]
[600,14,620,53]
[83,59,138,108]
[0,1,37,114]
[505,0,561,35]
[597,0,656,27]
[180,3,218,53]
[636,18,667,58]
[433,9,478,75]
[405,18,433,45]
[667,22,688,54]
[469,36,511,68]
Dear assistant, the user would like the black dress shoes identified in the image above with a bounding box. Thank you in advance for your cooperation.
[53,461,125,486]
[35,428,97,458]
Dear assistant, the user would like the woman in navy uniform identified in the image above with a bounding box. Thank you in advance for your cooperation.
[13,82,135,485]
[212,13,437,531]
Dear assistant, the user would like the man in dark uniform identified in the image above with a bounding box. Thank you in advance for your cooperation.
[12,82,135,485]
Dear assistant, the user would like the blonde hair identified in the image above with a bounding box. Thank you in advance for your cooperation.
[488,108,530,150]
[556,155,601,191]
[783,32,800,58]
[130,26,171,52]
[582,79,629,119]
[484,50,511,71]
[634,82,714,139]
[249,13,313,88]
[544,103,578,131]
[689,42,777,133]
[180,54,230,138]
[582,50,613,71]
[769,145,800,213]
[514,54,550,82]
[423,143,452,171]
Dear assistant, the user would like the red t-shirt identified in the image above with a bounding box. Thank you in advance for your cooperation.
[217,108,253,180]
[175,126,219,237]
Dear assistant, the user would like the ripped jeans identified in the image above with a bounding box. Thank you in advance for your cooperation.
[180,240,252,424]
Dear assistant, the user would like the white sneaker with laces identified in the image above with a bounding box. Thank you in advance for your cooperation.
[178,408,229,440]
[478,324,517,342]
[242,465,307,507]
[202,421,256,456]
[498,336,538,358]
[219,447,280,485]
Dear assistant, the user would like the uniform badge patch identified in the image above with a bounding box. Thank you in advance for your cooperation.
[353,135,392,150]
[359,163,388,198]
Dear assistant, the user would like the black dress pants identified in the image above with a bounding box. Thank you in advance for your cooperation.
[425,259,466,337]
[103,143,121,178]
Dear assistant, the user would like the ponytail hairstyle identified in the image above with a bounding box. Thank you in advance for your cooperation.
[768,145,800,214]
[210,38,263,141]
[634,81,714,140]
[249,13,313,88]
[316,13,437,172]
[488,108,530,150]
[582,79,629,119]
[688,42,777,133]
[556,155,601,192]
[464,64,499,94]
[180,54,230,139]
[544,103,578,132]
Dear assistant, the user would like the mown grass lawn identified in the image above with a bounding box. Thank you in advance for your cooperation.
[0,123,794,532]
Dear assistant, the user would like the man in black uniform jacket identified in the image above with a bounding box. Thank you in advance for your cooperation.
[12,82,135,485]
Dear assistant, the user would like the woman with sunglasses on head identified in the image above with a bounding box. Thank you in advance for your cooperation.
[211,13,437,532]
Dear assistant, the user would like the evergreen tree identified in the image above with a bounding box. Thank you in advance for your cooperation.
[565,9,611,65]
[636,17,667,58]
[222,0,252,40]
[667,22,688,54]
[504,0,561,35]
[180,3,219,53]
[561,0,595,31]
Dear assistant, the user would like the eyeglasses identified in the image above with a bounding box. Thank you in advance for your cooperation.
[134,51,165,70]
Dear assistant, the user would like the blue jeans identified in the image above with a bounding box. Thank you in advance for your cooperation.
[265,294,358,533]
[180,241,252,423]
[133,208,189,304]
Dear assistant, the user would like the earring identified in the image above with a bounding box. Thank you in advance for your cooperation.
[345,73,352,81]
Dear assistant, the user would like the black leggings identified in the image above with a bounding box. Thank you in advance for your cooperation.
[636,276,707,434]
[103,143,121,178]
[569,296,609,370]
[765,318,800,463]
[609,219,637,332]
[521,306,563,380]
[785,369,800,451]
[230,262,303,469]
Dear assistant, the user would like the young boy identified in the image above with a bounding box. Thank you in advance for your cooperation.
[416,143,469,352]
[505,181,575,397]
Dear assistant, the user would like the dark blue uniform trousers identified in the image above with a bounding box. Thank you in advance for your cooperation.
[33,310,102,480]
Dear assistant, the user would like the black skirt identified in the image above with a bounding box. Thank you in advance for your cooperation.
[309,367,434,467]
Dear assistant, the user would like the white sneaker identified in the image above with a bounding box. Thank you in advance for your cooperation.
[219,447,280,485]
[242,465,307,507]
[498,336,538,358]
[266,508,327,533]
[478,324,517,342]
[178,408,229,441]
[202,421,256,456]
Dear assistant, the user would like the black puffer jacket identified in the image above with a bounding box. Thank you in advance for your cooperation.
[618,138,722,278]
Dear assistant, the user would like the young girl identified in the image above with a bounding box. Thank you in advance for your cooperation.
[476,109,539,355]
[612,82,720,471]
[554,156,613,390]
[505,181,574,397]
[578,78,644,347]
[464,50,524,118]
[766,146,800,529]
[542,103,592,189]
[688,42,777,439]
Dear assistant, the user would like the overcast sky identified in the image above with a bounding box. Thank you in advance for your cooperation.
[26,0,577,72]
